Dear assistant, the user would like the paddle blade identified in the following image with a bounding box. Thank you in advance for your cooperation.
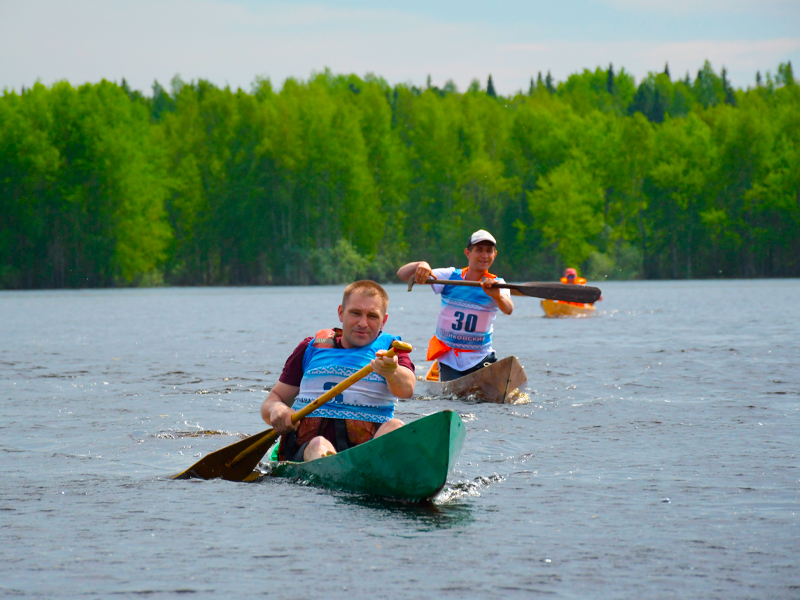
[172,428,278,481]
[515,282,601,304]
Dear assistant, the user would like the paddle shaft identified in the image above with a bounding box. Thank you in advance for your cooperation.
[225,342,409,468]
[407,276,601,304]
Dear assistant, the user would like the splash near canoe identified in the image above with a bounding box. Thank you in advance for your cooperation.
[420,356,527,404]
[264,410,465,502]
[540,298,597,318]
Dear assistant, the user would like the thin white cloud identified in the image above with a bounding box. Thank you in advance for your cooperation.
[501,43,552,53]
[599,0,799,16]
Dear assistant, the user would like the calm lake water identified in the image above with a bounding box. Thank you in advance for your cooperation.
[1,280,798,599]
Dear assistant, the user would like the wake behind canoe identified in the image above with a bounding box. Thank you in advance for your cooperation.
[265,410,465,502]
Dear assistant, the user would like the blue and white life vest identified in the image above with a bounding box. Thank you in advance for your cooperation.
[432,267,505,355]
[291,331,400,423]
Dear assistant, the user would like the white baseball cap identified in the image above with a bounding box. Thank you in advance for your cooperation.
[468,229,497,247]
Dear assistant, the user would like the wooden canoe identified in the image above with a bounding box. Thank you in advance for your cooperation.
[419,356,527,404]
[264,410,465,502]
[540,298,596,318]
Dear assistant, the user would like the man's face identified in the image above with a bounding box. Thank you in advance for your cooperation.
[337,292,388,349]
[464,242,497,271]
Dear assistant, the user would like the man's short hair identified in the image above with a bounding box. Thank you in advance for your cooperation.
[342,280,389,313]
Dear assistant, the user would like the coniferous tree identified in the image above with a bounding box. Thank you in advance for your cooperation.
[756,71,762,87]
[607,63,615,94]
[629,80,652,118]
[765,70,776,91]
[150,81,175,123]
[537,71,544,90]
[487,75,497,98]
[652,87,666,122]
[120,78,144,103]
[693,61,724,108]
[777,61,795,86]
[545,71,555,94]
[664,63,671,79]
[529,77,535,96]
[721,67,736,106]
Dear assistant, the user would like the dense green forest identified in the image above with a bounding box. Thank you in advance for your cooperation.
[1,61,798,288]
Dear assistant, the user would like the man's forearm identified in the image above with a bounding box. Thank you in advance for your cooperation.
[261,382,300,427]
[385,366,416,399]
[497,294,514,315]
[397,261,423,280]
[261,393,288,425]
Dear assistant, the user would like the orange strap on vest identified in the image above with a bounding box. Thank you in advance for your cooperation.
[426,334,475,361]
[312,328,342,348]
[560,276,587,285]
[462,268,497,280]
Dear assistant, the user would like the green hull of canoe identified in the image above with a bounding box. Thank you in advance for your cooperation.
[267,410,465,502]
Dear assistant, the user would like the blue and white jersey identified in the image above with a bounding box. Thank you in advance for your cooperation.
[432,267,510,371]
[291,332,399,423]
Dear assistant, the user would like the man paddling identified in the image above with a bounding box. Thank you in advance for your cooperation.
[561,267,586,285]
[396,229,513,382]
[261,280,416,462]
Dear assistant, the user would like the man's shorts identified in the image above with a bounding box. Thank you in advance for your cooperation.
[438,352,498,382]
[277,417,379,462]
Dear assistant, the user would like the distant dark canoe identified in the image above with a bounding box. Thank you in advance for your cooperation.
[424,356,527,404]
[265,410,465,502]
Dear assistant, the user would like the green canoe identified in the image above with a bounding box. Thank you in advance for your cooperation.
[264,410,465,502]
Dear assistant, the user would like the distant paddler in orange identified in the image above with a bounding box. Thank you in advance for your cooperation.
[540,268,599,318]
[561,268,584,285]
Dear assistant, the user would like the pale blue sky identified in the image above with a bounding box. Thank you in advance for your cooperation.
[2,0,798,95]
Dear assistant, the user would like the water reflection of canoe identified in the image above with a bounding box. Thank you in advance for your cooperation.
[421,356,527,404]
[266,410,465,502]
[541,298,596,318]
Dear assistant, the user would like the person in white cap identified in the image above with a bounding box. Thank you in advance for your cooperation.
[396,230,513,382]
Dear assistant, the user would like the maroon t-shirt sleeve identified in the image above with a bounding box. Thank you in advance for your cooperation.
[278,337,415,386]
[278,337,312,386]
[398,352,415,374]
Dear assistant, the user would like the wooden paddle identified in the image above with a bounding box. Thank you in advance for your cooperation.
[172,340,413,482]
[407,276,601,304]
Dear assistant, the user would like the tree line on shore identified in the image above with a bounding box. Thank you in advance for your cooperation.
[1,61,798,289]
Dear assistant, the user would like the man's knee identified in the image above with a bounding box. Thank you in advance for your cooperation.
[303,435,336,461]
[375,418,404,438]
